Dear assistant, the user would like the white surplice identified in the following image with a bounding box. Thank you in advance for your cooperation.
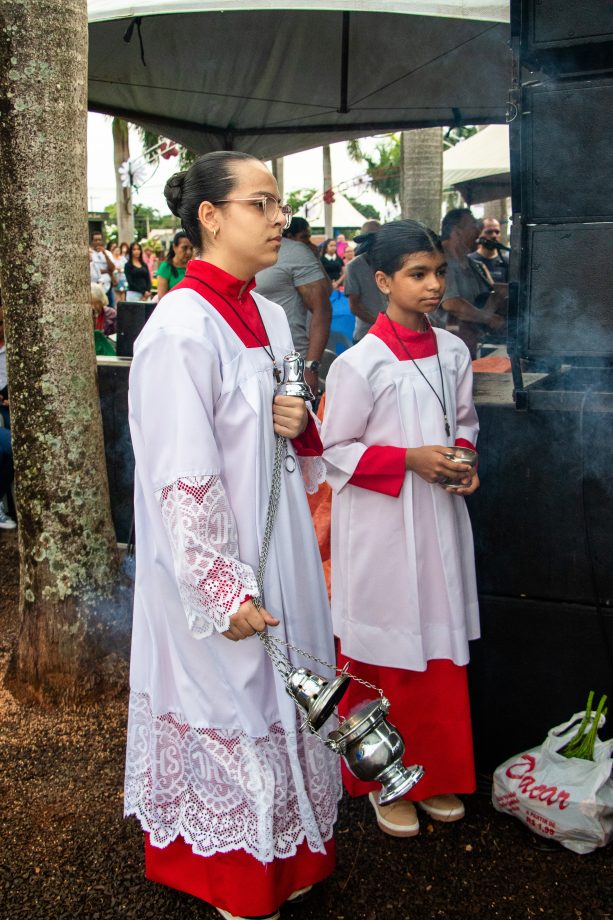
[321,328,480,672]
[124,286,340,863]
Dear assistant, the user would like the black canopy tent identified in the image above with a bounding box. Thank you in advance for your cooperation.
[87,1,511,159]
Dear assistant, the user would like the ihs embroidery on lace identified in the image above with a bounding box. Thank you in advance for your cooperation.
[158,476,259,637]
[124,692,340,861]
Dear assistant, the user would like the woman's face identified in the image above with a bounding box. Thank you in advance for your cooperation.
[344,247,355,263]
[174,237,193,266]
[120,243,129,255]
[326,240,337,256]
[204,159,285,275]
[132,245,142,260]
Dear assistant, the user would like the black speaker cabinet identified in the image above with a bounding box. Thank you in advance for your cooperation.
[520,0,613,50]
[116,301,156,357]
[97,358,134,543]
[519,77,613,223]
[512,222,613,360]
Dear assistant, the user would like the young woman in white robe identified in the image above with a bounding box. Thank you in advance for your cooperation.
[125,151,341,920]
[321,220,480,839]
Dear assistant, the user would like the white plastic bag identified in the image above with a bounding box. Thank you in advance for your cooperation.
[492,710,613,854]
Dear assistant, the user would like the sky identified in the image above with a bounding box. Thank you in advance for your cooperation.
[86,112,396,221]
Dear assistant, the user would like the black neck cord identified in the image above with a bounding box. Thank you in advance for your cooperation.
[385,313,450,438]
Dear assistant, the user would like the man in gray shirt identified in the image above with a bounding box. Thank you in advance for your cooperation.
[439,208,504,358]
[343,220,387,342]
[255,222,331,394]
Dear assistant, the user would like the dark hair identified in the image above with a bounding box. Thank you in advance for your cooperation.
[440,207,474,241]
[128,241,142,264]
[283,216,310,239]
[164,151,257,249]
[359,219,443,276]
[165,230,190,278]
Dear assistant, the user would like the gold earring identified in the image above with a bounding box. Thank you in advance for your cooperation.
[212,228,218,239]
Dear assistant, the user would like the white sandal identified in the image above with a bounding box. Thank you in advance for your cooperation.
[215,909,280,920]
[417,794,465,822]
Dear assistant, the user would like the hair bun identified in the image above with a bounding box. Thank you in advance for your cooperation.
[354,231,377,258]
[164,171,186,217]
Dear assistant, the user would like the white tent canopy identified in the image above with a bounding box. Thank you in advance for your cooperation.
[87,1,511,160]
[443,124,510,203]
[88,2,509,22]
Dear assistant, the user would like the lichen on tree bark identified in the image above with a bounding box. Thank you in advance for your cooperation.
[0,0,129,702]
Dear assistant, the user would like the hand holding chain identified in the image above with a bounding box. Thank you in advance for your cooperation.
[252,352,424,803]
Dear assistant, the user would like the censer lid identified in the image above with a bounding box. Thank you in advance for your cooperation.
[328,698,389,748]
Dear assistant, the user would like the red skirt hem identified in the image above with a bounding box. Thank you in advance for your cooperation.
[145,833,335,916]
[337,652,476,801]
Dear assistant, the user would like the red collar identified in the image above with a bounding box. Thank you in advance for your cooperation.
[369,311,437,360]
[175,259,268,347]
[180,259,256,300]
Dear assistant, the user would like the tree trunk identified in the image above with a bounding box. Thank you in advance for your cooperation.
[323,145,333,238]
[113,117,134,245]
[0,0,130,703]
[271,157,284,201]
[400,128,444,232]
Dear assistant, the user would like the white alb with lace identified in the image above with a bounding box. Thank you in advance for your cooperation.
[158,475,259,637]
[127,288,339,862]
[125,691,339,861]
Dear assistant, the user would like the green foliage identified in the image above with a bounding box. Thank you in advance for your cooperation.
[286,188,317,213]
[347,135,401,206]
[344,194,380,220]
[180,147,197,169]
[347,127,478,207]
[140,237,164,254]
[137,128,164,164]
[443,125,478,150]
[134,126,195,171]
[103,202,165,242]
[560,692,608,761]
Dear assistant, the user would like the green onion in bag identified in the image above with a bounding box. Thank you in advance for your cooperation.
[560,691,608,761]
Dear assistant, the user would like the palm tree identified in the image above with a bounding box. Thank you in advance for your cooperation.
[112,117,135,244]
[347,135,402,207]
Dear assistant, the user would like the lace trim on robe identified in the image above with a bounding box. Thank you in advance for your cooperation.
[158,475,259,637]
[124,691,341,862]
[297,412,327,494]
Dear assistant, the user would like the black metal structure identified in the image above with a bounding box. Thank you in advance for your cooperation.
[465,0,613,770]
[508,0,613,405]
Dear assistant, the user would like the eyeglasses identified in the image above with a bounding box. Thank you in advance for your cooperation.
[215,195,293,230]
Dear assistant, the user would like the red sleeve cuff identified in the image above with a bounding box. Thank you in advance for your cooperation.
[455,437,477,452]
[292,413,323,457]
[455,437,478,470]
[349,446,406,496]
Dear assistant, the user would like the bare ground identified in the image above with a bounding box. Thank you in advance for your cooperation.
[1,531,611,920]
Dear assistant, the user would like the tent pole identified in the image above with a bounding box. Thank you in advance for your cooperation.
[338,11,350,114]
